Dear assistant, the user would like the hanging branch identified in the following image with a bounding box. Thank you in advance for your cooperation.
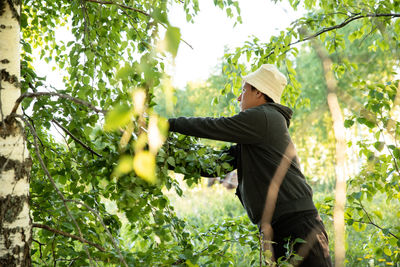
[85,0,194,49]
[51,119,102,158]
[292,13,400,45]
[65,199,129,267]
[55,257,81,265]
[32,239,44,264]
[11,114,95,266]
[10,92,106,116]
[263,12,400,60]
[85,0,151,17]
[358,201,400,240]
[378,124,400,176]
[33,223,106,252]
[172,232,256,265]
[80,0,90,41]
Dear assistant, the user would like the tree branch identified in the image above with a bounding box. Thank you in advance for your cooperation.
[85,0,194,50]
[10,92,106,115]
[171,233,254,265]
[51,119,102,158]
[351,218,400,240]
[33,223,106,252]
[378,124,400,176]
[55,257,81,264]
[294,13,400,45]
[324,205,400,240]
[15,114,127,264]
[11,114,95,266]
[65,199,129,267]
[264,12,400,60]
[80,0,90,41]
[358,201,399,240]
[85,0,151,17]
[32,239,44,259]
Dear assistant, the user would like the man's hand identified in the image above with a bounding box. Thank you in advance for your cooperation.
[260,223,276,264]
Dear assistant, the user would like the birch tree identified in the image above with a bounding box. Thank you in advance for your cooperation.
[0,0,32,265]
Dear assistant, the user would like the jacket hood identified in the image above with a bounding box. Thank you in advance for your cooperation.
[267,103,293,127]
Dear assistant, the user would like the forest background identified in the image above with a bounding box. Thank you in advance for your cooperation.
[0,0,400,266]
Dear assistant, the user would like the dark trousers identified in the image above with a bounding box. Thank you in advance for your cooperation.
[271,210,333,267]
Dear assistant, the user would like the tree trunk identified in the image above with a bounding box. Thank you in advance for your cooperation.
[312,40,347,267]
[0,0,32,266]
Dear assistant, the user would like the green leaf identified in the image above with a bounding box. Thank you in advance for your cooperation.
[294,237,306,244]
[112,155,134,177]
[353,221,366,232]
[152,8,168,24]
[393,148,400,159]
[167,156,175,167]
[133,151,156,184]
[216,165,221,177]
[104,104,132,131]
[357,117,366,124]
[23,42,32,54]
[383,247,392,256]
[366,120,375,129]
[164,26,181,58]
[116,64,134,80]
[221,162,231,170]
[174,183,183,196]
[21,12,28,28]
[382,228,390,236]
[373,142,384,152]
[353,191,362,200]
[186,178,194,187]
[344,119,354,128]
[348,32,356,43]
[83,76,90,85]
[373,210,383,220]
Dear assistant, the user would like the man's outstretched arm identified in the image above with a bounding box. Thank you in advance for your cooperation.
[168,107,267,144]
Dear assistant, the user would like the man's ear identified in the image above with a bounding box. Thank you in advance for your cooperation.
[255,90,264,98]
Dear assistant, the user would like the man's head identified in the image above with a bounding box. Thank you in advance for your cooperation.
[238,83,272,111]
[240,64,287,109]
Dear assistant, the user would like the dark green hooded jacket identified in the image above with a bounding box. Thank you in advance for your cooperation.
[168,103,316,225]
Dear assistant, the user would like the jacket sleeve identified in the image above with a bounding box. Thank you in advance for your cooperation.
[168,108,267,144]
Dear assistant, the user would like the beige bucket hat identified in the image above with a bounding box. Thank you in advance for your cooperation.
[242,64,287,103]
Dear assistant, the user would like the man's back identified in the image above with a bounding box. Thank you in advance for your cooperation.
[168,64,332,266]
[168,103,316,224]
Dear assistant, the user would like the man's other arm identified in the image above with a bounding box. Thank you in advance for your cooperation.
[166,144,237,178]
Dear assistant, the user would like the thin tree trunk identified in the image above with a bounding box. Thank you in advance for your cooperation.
[312,40,347,267]
[0,0,32,266]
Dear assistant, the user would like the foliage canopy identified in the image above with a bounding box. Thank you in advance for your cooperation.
[9,0,400,265]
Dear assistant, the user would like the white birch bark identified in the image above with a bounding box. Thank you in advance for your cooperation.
[0,0,32,265]
[312,40,347,267]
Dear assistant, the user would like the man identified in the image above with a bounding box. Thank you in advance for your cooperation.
[168,64,332,266]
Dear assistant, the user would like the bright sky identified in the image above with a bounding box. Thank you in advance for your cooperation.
[168,0,303,88]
